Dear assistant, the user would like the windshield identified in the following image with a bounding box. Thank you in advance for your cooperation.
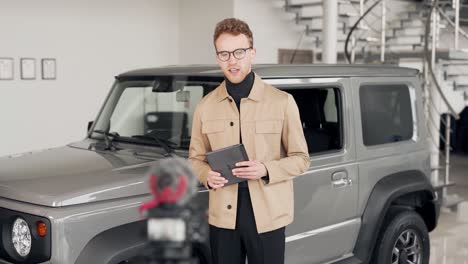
[91,76,222,150]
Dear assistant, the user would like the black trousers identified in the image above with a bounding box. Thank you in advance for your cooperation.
[209,187,285,264]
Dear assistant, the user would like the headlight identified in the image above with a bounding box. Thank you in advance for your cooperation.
[11,218,32,257]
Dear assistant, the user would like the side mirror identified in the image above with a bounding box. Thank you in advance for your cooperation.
[87,121,94,133]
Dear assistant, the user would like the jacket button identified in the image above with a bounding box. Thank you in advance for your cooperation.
[230,122,234,126]
[227,205,232,210]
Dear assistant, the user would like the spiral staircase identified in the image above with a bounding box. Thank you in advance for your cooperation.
[278,0,468,209]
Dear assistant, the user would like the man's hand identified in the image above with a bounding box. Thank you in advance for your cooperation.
[232,160,268,180]
[207,170,228,189]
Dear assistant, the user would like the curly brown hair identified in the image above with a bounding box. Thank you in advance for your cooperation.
[213,18,253,48]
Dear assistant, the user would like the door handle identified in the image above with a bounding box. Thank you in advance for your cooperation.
[331,171,352,188]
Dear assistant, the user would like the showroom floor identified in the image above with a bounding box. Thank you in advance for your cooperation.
[430,154,468,264]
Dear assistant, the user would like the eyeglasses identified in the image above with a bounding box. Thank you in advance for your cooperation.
[216,47,252,62]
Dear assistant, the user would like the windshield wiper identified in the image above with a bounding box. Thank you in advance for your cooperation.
[131,135,176,156]
[91,130,121,151]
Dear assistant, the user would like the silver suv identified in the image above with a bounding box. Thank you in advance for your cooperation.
[0,64,439,264]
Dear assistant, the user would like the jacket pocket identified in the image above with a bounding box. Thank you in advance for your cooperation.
[255,120,282,134]
[255,120,283,160]
[263,180,293,220]
[202,120,226,134]
[202,120,227,151]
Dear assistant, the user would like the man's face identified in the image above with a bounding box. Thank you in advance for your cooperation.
[215,33,256,84]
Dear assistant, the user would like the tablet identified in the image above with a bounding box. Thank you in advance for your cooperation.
[206,144,249,186]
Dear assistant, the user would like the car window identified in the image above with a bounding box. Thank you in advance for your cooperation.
[93,77,220,149]
[109,86,204,141]
[287,87,343,155]
[359,84,414,146]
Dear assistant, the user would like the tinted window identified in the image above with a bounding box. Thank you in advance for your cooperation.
[360,84,414,146]
[287,88,343,155]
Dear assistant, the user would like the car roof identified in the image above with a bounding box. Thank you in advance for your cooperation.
[117,64,419,79]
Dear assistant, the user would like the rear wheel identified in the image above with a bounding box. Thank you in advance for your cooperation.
[372,209,430,264]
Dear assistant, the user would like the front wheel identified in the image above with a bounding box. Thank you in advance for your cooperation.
[372,209,430,264]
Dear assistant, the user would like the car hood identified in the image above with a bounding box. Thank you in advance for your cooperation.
[0,144,159,207]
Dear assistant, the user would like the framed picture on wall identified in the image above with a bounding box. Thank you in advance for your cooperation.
[20,58,36,80]
[41,58,56,80]
[0,57,14,80]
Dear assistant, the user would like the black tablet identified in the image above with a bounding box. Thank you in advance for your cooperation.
[206,144,249,186]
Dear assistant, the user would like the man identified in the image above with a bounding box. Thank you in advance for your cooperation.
[189,18,310,264]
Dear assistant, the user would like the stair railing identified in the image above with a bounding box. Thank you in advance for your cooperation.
[436,2,468,43]
[454,0,460,49]
[344,0,383,63]
[423,0,461,204]
[423,0,460,120]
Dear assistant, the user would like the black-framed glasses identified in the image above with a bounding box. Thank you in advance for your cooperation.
[216,47,252,62]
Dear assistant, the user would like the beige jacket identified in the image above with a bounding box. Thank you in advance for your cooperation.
[188,73,310,233]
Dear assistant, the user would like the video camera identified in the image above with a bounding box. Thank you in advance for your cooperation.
[139,157,209,264]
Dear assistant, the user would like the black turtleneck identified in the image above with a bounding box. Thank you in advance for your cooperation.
[226,71,255,112]
[226,72,255,188]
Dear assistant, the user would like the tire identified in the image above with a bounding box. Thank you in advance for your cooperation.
[372,209,430,264]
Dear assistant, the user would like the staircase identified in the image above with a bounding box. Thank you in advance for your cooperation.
[278,0,468,209]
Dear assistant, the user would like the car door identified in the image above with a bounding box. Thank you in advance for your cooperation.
[265,78,360,264]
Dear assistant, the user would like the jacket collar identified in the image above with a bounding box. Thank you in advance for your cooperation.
[216,72,264,102]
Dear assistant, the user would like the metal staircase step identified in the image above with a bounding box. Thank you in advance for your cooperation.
[304,19,362,31]
[432,181,456,190]
[392,27,425,36]
[305,30,349,40]
[301,26,347,37]
[338,0,361,3]
[447,75,468,84]
[287,2,322,9]
[448,49,468,60]
[386,35,424,45]
[400,12,431,20]
[397,19,425,28]
[446,70,468,77]
[398,58,424,72]
[288,0,360,5]
[288,0,321,5]
[442,62,468,77]
[390,18,446,29]
[296,13,358,22]
[364,49,451,63]
[388,2,419,12]
[369,43,423,52]
[454,83,468,91]
[304,24,350,36]
[301,9,352,18]
[440,60,468,66]
[441,193,464,210]
[311,37,374,45]
[389,25,434,38]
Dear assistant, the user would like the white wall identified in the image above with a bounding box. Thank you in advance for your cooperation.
[0,0,179,157]
[178,0,234,64]
[178,0,305,64]
[234,0,305,63]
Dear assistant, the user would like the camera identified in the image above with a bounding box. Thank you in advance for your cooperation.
[140,157,209,264]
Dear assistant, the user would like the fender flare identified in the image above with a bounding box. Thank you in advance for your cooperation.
[74,220,147,264]
[74,220,211,264]
[352,170,438,264]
